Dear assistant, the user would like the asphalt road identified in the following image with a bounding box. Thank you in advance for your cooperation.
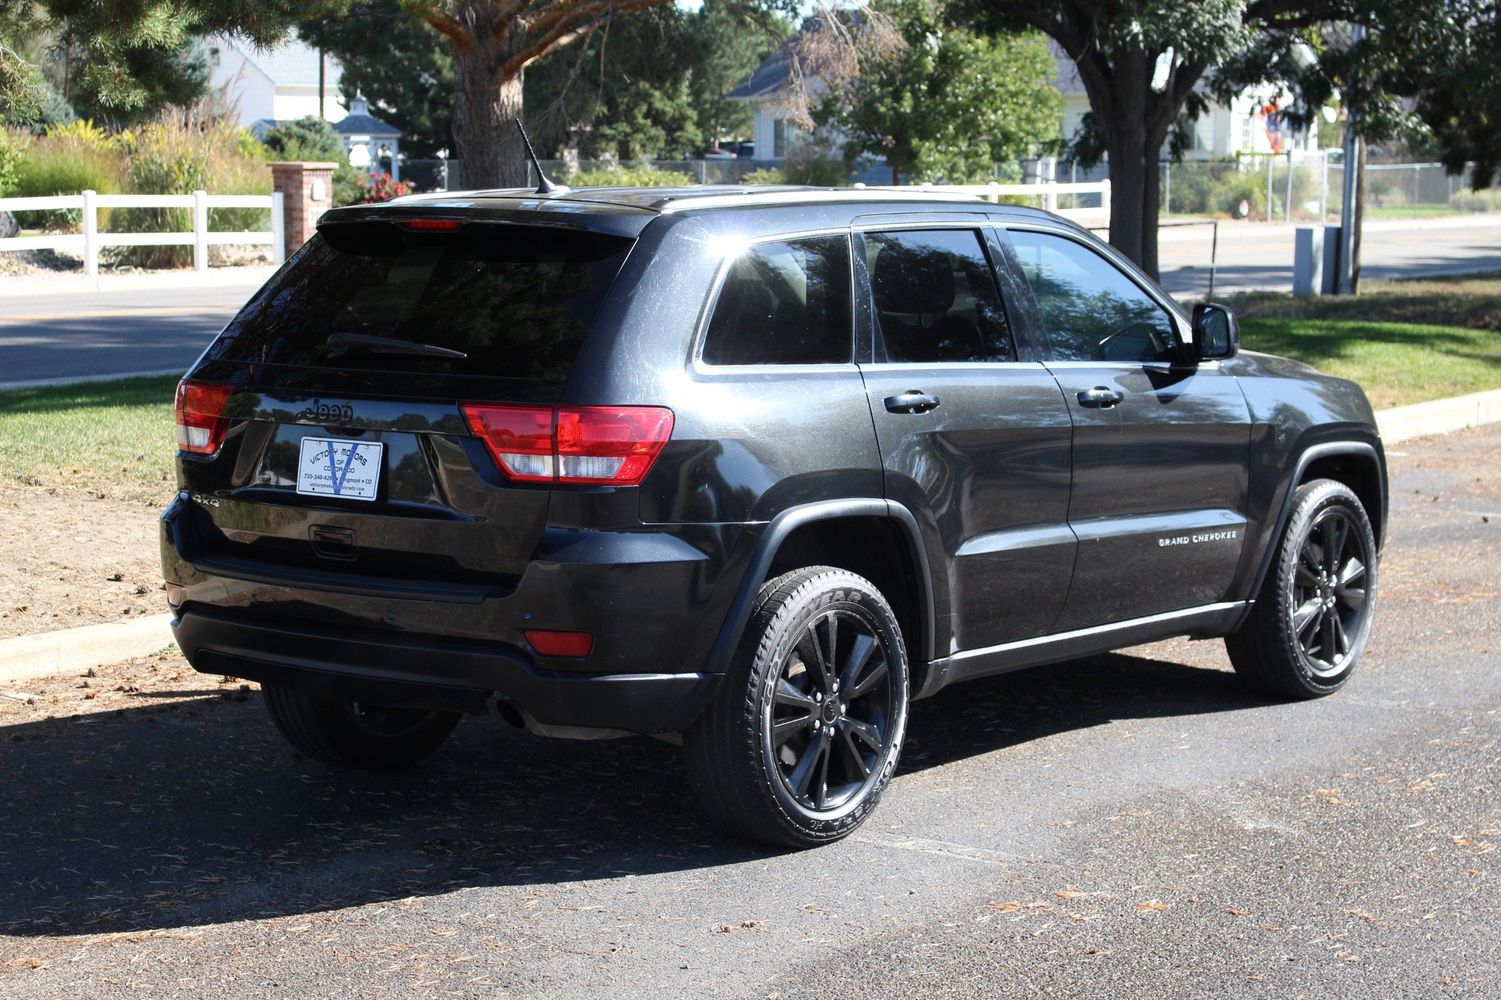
[1,215,1498,386]
[0,285,250,387]
[1,425,1496,997]
[1155,216,1501,298]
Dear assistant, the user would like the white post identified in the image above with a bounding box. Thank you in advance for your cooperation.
[192,190,209,272]
[270,191,286,265]
[81,189,98,277]
[987,181,999,204]
[1100,179,1111,228]
[1285,150,1294,222]
[1265,156,1273,223]
[1320,151,1329,222]
[390,141,401,183]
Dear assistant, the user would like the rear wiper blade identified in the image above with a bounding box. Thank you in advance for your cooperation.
[325,332,467,360]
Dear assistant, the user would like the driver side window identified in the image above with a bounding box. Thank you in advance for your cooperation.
[1008,230,1178,363]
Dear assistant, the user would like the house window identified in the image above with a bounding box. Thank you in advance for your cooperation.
[773,119,787,159]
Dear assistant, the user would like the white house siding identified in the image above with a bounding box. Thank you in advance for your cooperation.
[207,37,345,129]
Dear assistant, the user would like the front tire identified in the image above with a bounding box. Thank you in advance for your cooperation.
[1227,479,1378,698]
[263,684,461,769]
[685,566,910,848]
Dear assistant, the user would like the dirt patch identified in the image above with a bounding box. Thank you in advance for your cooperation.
[0,648,251,724]
[0,484,166,638]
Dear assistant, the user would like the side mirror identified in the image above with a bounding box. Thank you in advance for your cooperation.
[1192,302,1239,361]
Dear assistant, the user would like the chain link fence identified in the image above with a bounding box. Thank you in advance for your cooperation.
[1158,155,1497,222]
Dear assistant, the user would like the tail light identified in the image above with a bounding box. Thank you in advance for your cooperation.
[175,379,234,455]
[461,404,673,486]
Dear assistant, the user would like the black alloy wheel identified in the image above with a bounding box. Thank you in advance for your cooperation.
[1227,478,1378,698]
[686,566,910,847]
[1289,506,1370,676]
[766,606,898,815]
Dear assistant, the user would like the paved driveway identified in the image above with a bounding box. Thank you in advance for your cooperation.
[1,425,1496,997]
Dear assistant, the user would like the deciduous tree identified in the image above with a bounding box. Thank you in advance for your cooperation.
[821,0,1061,184]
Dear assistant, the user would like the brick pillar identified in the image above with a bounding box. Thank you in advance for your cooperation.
[269,162,338,260]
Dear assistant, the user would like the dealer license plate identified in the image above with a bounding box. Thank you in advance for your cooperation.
[296,437,383,501]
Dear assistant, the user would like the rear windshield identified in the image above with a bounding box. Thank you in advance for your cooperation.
[207,221,634,381]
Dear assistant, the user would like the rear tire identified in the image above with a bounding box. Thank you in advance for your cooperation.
[263,684,461,769]
[1226,479,1378,698]
[685,566,909,848]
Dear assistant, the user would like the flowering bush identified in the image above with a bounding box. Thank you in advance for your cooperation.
[352,171,414,203]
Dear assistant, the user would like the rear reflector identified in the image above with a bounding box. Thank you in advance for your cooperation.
[524,629,594,658]
[461,404,673,486]
[175,379,234,454]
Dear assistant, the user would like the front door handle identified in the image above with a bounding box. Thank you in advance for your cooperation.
[884,390,941,414]
[1076,386,1124,409]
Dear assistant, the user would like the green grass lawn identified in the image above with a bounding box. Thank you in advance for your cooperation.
[1364,203,1464,219]
[1230,271,1501,409]
[0,375,178,499]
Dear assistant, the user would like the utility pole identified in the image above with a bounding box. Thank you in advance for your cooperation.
[1336,24,1365,295]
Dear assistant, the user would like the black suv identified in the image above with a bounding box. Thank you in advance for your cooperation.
[162,186,1385,846]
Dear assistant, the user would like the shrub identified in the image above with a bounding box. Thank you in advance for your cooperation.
[740,167,786,185]
[1209,171,1266,218]
[569,163,694,187]
[8,121,123,229]
[350,172,414,203]
[1450,187,1501,212]
[113,109,271,267]
[0,129,19,196]
[783,153,849,187]
[261,116,344,162]
[260,116,363,207]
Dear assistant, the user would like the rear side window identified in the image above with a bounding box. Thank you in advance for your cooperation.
[864,229,1015,364]
[206,221,634,382]
[701,235,853,366]
[1008,230,1179,363]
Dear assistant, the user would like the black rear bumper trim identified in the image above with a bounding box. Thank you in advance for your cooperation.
[173,608,720,733]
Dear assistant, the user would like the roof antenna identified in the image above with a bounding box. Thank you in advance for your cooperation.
[515,118,568,196]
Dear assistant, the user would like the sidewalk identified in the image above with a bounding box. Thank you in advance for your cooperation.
[1156,211,1501,243]
[0,263,277,298]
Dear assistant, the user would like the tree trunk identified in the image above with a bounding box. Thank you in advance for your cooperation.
[450,30,528,189]
[1098,55,1163,279]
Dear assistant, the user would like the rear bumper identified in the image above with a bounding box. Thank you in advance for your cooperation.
[160,492,758,732]
[172,606,720,732]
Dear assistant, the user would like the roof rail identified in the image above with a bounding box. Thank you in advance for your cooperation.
[651,187,987,214]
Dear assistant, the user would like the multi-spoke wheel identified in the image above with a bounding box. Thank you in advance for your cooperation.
[263,684,461,769]
[1227,479,1378,698]
[685,566,909,847]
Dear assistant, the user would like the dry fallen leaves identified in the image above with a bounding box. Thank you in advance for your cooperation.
[1136,900,1171,913]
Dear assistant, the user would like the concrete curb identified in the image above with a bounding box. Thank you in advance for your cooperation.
[1376,388,1501,444]
[1,386,1497,690]
[0,369,185,393]
[0,614,174,689]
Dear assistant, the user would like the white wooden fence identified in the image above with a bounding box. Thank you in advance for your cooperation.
[856,180,1112,225]
[0,190,285,276]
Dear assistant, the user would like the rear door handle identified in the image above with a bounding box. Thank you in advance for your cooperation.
[1076,386,1124,409]
[884,390,941,414]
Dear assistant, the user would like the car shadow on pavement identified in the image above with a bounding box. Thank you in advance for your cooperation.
[0,652,1270,938]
